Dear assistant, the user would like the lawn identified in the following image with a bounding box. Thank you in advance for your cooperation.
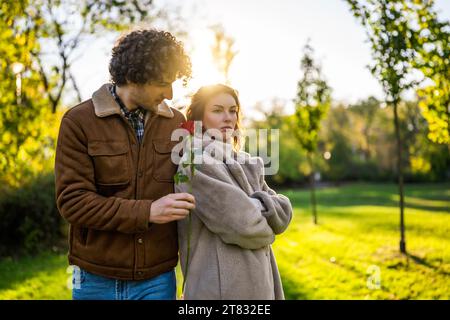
[0,183,449,300]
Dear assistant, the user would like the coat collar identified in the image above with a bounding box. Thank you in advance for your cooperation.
[91,83,174,119]
[183,134,261,195]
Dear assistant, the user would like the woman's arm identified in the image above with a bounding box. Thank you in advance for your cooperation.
[175,163,275,250]
[249,162,293,235]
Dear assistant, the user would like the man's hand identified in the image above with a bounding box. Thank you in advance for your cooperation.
[149,193,195,224]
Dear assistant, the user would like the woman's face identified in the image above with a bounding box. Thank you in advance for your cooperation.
[202,93,238,142]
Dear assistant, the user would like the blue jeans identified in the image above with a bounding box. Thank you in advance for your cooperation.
[72,266,176,300]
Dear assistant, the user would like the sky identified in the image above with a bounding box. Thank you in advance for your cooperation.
[70,0,450,119]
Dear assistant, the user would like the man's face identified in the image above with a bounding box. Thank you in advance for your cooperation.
[131,75,176,111]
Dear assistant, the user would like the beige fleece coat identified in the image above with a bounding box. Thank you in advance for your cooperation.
[175,136,293,300]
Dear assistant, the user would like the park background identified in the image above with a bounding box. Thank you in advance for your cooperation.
[0,0,449,299]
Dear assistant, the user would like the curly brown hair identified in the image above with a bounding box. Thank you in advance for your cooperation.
[109,28,192,86]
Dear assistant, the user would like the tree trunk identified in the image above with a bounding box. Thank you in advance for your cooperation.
[307,152,318,225]
[393,102,406,254]
[363,127,371,161]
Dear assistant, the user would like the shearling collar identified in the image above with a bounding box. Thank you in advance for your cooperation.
[178,133,262,195]
[91,83,174,119]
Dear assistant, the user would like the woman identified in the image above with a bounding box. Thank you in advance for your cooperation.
[175,84,292,300]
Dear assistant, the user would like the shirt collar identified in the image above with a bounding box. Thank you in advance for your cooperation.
[91,83,175,119]
[110,85,146,118]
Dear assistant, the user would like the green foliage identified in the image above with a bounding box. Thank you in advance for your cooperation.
[249,102,307,186]
[346,0,434,253]
[0,1,63,188]
[417,84,450,145]
[0,172,64,257]
[292,41,332,222]
[347,0,449,144]
[346,0,419,105]
[403,100,450,181]
[293,41,331,154]
[0,4,65,258]
[413,2,450,144]
[321,98,449,182]
[0,0,173,113]
[174,172,189,185]
[249,97,449,185]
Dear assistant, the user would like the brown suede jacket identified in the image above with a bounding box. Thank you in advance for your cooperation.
[55,83,185,280]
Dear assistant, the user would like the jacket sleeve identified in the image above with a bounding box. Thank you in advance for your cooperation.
[249,162,293,235]
[175,163,275,250]
[55,115,151,234]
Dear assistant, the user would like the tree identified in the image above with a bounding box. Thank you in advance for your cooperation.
[3,0,182,113]
[210,24,238,85]
[0,1,187,186]
[293,41,332,225]
[413,1,450,145]
[349,96,381,161]
[346,0,430,254]
[0,0,59,187]
[251,99,307,186]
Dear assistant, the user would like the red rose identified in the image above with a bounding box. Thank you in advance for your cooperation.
[180,120,195,135]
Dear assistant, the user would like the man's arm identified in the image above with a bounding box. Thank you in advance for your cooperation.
[55,116,193,233]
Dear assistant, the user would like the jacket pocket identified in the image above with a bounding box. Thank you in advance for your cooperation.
[88,141,130,186]
[152,139,177,183]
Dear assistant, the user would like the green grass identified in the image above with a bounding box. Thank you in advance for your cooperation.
[276,182,450,300]
[0,251,71,300]
[0,183,449,300]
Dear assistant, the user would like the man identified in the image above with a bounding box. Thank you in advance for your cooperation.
[55,29,195,300]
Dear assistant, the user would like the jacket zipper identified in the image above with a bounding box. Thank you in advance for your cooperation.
[117,116,140,279]
[119,112,156,278]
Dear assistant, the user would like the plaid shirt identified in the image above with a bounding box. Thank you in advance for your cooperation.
[110,85,146,143]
